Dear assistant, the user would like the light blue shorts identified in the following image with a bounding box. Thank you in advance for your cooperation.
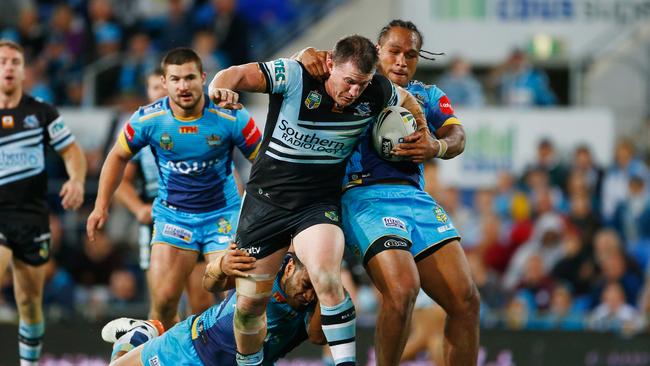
[140,316,202,365]
[151,200,239,254]
[342,184,460,265]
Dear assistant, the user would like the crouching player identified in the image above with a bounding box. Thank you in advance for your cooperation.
[102,245,324,366]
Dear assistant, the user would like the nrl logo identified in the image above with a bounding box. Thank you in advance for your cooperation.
[159,133,173,150]
[304,90,322,110]
[217,217,232,234]
[324,211,339,222]
[434,206,448,223]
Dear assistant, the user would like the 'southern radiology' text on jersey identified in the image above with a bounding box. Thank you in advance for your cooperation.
[0,95,75,222]
[250,58,399,209]
[119,96,261,213]
[343,80,461,190]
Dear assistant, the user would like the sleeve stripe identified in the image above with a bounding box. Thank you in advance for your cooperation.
[52,135,75,151]
[441,117,462,127]
[247,142,261,161]
[49,130,72,146]
[208,108,236,121]
[259,62,273,94]
[117,133,133,154]
[139,110,166,122]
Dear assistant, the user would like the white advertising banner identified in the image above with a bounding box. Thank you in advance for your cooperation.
[438,107,614,187]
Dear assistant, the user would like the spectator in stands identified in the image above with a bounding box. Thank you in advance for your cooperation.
[567,191,601,250]
[494,170,517,220]
[587,282,641,332]
[639,280,650,332]
[156,0,193,51]
[192,30,229,82]
[503,294,530,330]
[49,4,86,61]
[464,188,497,248]
[601,138,650,221]
[489,48,557,107]
[1,7,45,60]
[118,32,157,97]
[437,56,485,107]
[523,167,567,215]
[530,283,585,330]
[195,0,251,65]
[532,138,570,192]
[552,231,596,297]
[24,64,54,103]
[503,212,566,291]
[466,252,505,322]
[508,191,534,251]
[570,144,604,209]
[515,254,555,311]
[476,214,512,274]
[610,174,650,248]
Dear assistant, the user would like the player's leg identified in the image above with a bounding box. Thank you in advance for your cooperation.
[365,249,420,366]
[0,245,11,284]
[401,303,445,365]
[417,241,479,366]
[293,223,356,366]
[110,344,145,366]
[184,260,213,314]
[102,318,164,362]
[12,258,47,366]
[148,242,199,328]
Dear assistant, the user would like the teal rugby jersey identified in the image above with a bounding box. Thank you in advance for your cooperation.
[119,96,261,213]
[249,58,399,209]
[343,80,462,190]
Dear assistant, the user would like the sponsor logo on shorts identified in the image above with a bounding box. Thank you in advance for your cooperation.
[148,356,161,366]
[383,217,407,231]
[217,217,232,234]
[2,115,14,129]
[304,90,322,110]
[437,223,455,233]
[325,211,339,222]
[159,133,173,150]
[241,246,261,255]
[434,206,449,223]
[162,224,192,243]
[384,239,409,248]
[179,125,198,134]
[23,115,39,129]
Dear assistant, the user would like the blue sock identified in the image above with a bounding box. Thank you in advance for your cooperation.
[236,349,264,366]
[321,294,356,366]
[18,321,44,365]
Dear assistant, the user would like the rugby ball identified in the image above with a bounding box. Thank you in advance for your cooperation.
[372,106,417,162]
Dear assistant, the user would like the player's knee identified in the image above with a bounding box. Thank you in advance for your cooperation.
[451,283,480,319]
[382,284,419,317]
[308,270,342,297]
[235,295,267,316]
[234,307,266,335]
[152,291,181,316]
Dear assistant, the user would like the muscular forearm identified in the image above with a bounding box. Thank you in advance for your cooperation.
[435,124,466,159]
[95,148,130,210]
[60,143,87,183]
[202,253,235,293]
[114,181,146,214]
[209,64,266,93]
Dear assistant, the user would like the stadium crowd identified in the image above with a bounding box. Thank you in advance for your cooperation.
[0,0,649,343]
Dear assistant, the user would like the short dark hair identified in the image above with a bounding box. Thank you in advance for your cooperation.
[0,40,24,55]
[287,252,303,268]
[160,48,203,75]
[378,19,423,50]
[331,35,378,74]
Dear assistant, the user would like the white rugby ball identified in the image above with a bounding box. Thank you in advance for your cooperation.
[372,106,417,162]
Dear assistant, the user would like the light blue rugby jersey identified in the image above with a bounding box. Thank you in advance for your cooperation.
[119,96,262,213]
[343,80,462,190]
[247,58,399,209]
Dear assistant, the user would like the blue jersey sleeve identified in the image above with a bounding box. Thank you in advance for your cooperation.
[258,58,302,96]
[424,86,461,134]
[118,110,150,155]
[230,107,262,161]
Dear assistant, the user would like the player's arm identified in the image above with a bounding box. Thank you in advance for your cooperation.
[208,63,267,109]
[391,87,436,163]
[433,122,466,160]
[58,142,87,211]
[203,243,256,293]
[307,302,327,345]
[86,142,133,241]
[114,161,152,224]
[293,47,329,79]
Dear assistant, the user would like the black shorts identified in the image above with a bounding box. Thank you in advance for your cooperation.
[235,193,342,259]
[0,221,51,266]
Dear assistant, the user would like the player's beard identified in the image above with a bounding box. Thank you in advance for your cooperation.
[172,92,201,112]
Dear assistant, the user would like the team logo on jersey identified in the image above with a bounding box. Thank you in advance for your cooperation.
[148,356,161,366]
[217,217,232,234]
[162,224,192,242]
[353,102,371,117]
[23,115,39,129]
[2,116,14,129]
[159,133,173,150]
[383,217,407,231]
[414,92,426,106]
[304,90,322,109]
[207,134,221,147]
[434,206,449,223]
[324,211,339,222]
[179,125,198,134]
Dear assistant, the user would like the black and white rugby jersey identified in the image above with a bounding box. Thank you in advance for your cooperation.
[0,95,75,221]
[248,58,399,209]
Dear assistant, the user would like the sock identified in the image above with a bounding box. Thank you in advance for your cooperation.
[18,321,44,366]
[320,294,356,366]
[236,349,264,366]
[111,326,156,361]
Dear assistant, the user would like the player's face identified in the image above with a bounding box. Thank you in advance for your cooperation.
[377,27,420,87]
[283,260,316,311]
[326,59,373,107]
[0,46,25,95]
[163,62,206,111]
[147,74,166,102]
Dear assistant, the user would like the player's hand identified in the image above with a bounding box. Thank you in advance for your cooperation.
[209,87,243,110]
[135,203,153,224]
[392,131,437,163]
[60,179,84,210]
[86,207,109,242]
[299,48,329,80]
[220,243,256,277]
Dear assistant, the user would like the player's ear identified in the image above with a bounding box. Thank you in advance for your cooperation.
[201,72,207,85]
[326,53,334,73]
